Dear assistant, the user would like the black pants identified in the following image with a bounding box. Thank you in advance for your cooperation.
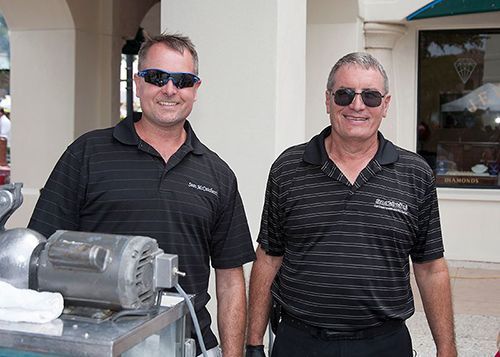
[271,319,413,357]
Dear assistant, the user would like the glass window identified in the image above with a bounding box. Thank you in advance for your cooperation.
[120,54,141,120]
[417,29,500,188]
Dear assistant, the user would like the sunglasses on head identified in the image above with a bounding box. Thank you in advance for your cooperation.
[137,69,200,89]
[332,88,385,108]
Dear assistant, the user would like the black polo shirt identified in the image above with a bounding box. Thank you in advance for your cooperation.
[258,126,444,331]
[29,116,256,351]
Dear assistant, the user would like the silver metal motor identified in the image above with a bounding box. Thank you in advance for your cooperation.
[32,230,179,310]
[0,183,181,312]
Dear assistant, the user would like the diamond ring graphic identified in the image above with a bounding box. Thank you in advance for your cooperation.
[454,58,476,84]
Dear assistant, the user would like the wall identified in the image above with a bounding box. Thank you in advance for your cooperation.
[306,0,364,139]
[141,2,160,37]
[360,0,430,22]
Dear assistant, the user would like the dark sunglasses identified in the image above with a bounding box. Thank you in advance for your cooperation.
[137,68,200,89]
[332,88,385,108]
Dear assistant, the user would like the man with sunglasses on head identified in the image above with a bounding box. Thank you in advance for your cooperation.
[246,52,456,357]
[29,33,256,357]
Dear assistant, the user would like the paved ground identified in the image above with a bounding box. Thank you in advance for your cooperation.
[408,260,500,357]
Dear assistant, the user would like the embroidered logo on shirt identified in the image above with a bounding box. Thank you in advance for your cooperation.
[188,182,218,196]
[374,199,408,215]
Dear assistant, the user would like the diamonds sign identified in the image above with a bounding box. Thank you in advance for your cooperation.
[454,58,476,84]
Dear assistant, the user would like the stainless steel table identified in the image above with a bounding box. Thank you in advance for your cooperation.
[0,295,192,357]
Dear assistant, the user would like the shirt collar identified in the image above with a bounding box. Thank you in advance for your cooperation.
[303,126,399,166]
[113,115,206,155]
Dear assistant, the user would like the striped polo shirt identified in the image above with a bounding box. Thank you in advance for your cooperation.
[258,126,444,331]
[29,116,256,351]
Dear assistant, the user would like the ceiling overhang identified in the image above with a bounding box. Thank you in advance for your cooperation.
[407,0,500,20]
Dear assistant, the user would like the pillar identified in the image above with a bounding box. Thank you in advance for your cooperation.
[364,22,406,143]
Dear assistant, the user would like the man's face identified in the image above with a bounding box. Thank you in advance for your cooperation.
[134,44,201,129]
[325,64,391,143]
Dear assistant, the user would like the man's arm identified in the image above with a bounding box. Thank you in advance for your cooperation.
[413,257,457,357]
[246,245,283,346]
[216,266,247,357]
[28,148,83,236]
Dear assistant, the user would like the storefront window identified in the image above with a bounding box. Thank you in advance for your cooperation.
[417,29,500,188]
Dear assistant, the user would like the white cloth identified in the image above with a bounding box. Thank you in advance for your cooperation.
[0,280,64,323]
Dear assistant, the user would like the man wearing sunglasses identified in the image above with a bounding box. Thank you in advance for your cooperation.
[246,53,456,357]
[29,34,256,357]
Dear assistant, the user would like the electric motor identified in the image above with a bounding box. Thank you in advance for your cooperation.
[32,230,179,310]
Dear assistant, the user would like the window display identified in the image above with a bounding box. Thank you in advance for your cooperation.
[417,29,500,188]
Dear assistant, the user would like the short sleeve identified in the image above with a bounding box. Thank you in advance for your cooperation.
[410,175,444,263]
[209,179,255,269]
[257,168,285,256]
[28,146,86,237]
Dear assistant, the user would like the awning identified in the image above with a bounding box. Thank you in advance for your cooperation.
[441,83,500,112]
[407,0,500,20]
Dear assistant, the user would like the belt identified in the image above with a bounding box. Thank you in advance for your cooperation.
[281,311,404,341]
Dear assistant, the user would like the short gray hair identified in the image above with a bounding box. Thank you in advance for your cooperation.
[326,52,388,93]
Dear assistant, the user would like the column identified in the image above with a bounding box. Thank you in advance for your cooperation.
[364,22,406,143]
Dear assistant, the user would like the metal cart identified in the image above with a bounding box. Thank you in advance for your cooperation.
[0,295,194,357]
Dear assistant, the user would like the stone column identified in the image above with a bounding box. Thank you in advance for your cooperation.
[364,22,406,143]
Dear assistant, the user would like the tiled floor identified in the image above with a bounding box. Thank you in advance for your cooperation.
[408,260,500,357]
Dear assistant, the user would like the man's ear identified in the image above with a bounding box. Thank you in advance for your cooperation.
[133,74,143,98]
[381,94,391,118]
[325,90,332,114]
[193,80,202,101]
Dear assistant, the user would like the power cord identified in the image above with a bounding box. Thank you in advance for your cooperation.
[111,291,162,322]
[175,283,209,357]
[111,288,209,357]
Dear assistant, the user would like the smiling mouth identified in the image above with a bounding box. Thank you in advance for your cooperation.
[158,101,177,107]
[345,115,368,122]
